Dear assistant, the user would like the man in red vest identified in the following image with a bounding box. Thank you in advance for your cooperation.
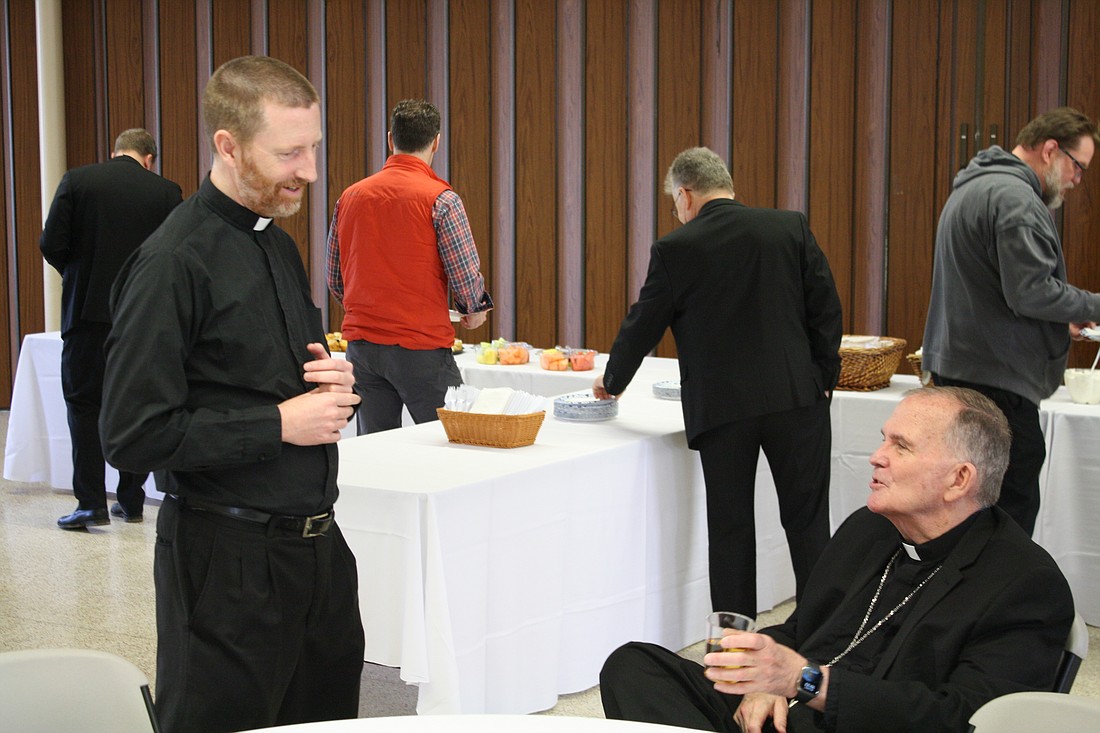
[327,99,493,433]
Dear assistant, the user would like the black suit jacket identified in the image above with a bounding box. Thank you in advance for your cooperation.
[767,507,1074,733]
[40,155,182,335]
[602,198,843,446]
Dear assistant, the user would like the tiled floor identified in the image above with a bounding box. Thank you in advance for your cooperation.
[2,408,1098,723]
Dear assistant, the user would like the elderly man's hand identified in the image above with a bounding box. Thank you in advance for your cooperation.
[733,693,790,733]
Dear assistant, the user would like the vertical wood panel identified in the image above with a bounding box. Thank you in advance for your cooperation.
[1005,0,1033,141]
[386,0,427,109]
[491,0,516,337]
[584,0,628,352]
[626,0,656,299]
[851,0,889,335]
[701,0,731,161]
[777,0,808,212]
[654,0,702,356]
[731,0,779,209]
[159,1,199,197]
[513,0,557,346]
[267,0,312,272]
[887,0,941,354]
[61,1,98,168]
[1,0,13,402]
[212,0,252,68]
[10,1,41,342]
[104,0,144,137]
[981,0,1008,149]
[557,0,583,347]
[1064,0,1100,368]
[450,0,493,343]
[808,0,856,329]
[325,0,369,330]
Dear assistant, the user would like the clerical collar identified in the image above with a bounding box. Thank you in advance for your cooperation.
[899,508,986,564]
[198,175,275,233]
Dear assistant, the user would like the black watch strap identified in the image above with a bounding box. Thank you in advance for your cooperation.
[795,660,824,704]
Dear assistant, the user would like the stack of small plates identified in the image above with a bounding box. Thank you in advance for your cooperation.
[553,391,619,421]
[652,380,681,400]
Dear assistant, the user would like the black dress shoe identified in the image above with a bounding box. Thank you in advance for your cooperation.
[57,507,111,530]
[109,502,143,523]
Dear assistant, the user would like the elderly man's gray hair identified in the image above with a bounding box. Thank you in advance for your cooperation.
[663,147,734,197]
[904,386,1011,507]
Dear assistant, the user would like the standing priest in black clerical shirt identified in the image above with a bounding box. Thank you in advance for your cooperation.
[600,386,1073,733]
[101,57,364,733]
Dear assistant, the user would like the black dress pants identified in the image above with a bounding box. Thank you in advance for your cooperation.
[931,374,1044,536]
[694,400,832,617]
[153,497,366,733]
[61,322,147,511]
[600,641,824,732]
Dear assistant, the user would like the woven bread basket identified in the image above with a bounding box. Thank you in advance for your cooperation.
[436,408,545,448]
[836,336,908,391]
[905,352,923,378]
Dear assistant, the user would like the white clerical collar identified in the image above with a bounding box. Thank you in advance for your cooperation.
[254,217,273,231]
[901,542,921,561]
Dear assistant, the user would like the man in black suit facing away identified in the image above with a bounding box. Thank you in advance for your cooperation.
[40,128,182,530]
[599,387,1073,733]
[595,147,843,618]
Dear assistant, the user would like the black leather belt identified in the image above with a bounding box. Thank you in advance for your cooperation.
[177,496,334,538]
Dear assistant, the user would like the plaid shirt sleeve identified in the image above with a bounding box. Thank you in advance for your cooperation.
[434,190,493,313]
[325,198,344,304]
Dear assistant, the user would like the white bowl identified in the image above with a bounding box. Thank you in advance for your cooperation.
[1064,369,1100,404]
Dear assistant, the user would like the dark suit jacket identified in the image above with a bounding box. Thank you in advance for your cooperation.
[40,155,182,335]
[767,507,1074,733]
[602,198,843,446]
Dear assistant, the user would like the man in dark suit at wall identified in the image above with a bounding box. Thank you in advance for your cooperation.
[594,147,843,618]
[599,386,1073,733]
[40,128,182,530]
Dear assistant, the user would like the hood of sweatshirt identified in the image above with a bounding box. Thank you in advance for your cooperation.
[952,145,1044,200]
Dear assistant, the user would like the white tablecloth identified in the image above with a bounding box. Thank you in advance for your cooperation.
[247,715,697,732]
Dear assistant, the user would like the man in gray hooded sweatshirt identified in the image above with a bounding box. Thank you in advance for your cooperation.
[923,107,1100,536]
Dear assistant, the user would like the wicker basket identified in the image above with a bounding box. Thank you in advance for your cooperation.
[436,408,545,448]
[905,352,923,378]
[836,336,908,392]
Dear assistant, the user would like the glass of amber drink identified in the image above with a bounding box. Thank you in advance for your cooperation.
[705,611,756,666]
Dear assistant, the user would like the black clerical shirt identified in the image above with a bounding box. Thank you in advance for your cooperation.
[101,176,335,515]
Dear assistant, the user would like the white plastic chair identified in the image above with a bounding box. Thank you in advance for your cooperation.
[1053,611,1089,692]
[0,648,158,732]
[968,691,1100,732]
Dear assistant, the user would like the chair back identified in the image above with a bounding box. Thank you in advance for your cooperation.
[968,691,1100,732]
[1053,611,1089,693]
[0,648,158,732]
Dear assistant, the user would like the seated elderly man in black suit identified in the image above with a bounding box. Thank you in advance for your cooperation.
[600,386,1073,733]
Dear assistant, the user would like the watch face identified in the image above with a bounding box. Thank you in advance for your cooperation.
[799,665,823,696]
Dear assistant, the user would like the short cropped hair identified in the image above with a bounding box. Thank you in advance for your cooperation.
[202,56,318,149]
[1015,106,1100,151]
[390,99,441,153]
[114,128,158,160]
[905,386,1011,507]
[663,147,734,197]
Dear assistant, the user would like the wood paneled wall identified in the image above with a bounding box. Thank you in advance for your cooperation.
[4,0,1100,407]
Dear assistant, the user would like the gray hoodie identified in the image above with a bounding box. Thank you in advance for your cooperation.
[922,145,1100,404]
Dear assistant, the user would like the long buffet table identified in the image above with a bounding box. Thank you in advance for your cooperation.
[5,331,1099,713]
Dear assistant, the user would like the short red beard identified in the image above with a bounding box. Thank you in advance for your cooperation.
[238,151,307,218]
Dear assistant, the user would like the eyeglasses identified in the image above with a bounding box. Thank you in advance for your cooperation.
[1059,146,1087,178]
[670,187,691,220]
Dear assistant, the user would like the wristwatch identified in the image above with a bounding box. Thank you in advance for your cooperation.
[795,660,824,704]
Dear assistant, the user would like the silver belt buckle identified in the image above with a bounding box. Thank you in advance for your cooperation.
[301,512,332,538]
